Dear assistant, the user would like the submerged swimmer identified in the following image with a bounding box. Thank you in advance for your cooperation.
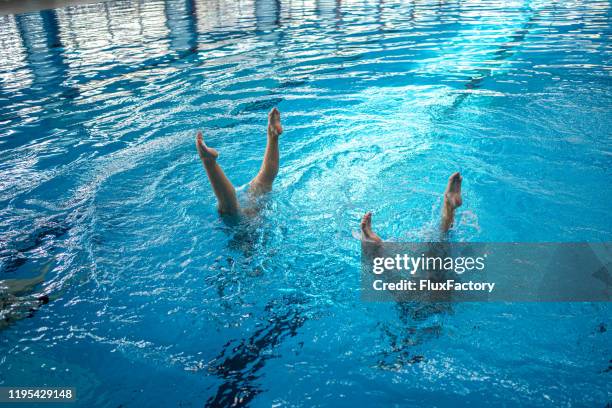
[361,172,463,242]
[359,173,464,367]
[196,108,283,216]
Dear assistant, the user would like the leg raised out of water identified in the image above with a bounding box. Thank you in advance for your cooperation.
[196,131,240,215]
[249,108,283,196]
[360,211,384,260]
[361,212,383,244]
[440,172,463,234]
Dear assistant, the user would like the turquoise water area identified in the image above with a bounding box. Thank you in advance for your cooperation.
[0,0,611,406]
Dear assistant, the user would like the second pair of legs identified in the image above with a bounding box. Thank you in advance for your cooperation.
[361,172,463,242]
[195,108,283,215]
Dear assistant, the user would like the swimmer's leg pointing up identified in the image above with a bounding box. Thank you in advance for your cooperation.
[360,212,383,243]
[360,211,384,261]
[440,172,463,233]
[196,131,240,215]
[249,108,283,196]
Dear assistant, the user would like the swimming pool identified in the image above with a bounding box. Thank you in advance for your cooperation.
[0,0,610,406]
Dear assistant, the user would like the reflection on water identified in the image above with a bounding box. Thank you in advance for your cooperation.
[0,0,611,407]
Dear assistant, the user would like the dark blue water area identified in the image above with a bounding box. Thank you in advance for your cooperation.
[0,0,611,406]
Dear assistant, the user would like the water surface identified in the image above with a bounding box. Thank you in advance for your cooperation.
[0,0,611,406]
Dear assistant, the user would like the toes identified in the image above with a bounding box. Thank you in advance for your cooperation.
[195,131,203,151]
[197,131,207,148]
[453,174,462,192]
[269,108,281,123]
[195,131,219,160]
[361,212,372,230]
[446,172,462,193]
[453,172,462,182]
[268,108,283,136]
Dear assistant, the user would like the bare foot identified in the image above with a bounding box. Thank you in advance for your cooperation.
[444,172,463,210]
[441,172,462,232]
[267,108,283,138]
[195,131,219,163]
[361,212,383,243]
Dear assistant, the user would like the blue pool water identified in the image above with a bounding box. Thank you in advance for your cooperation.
[0,0,611,406]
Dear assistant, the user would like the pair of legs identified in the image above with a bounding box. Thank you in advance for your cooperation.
[196,109,461,228]
[196,108,283,215]
[361,172,463,242]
